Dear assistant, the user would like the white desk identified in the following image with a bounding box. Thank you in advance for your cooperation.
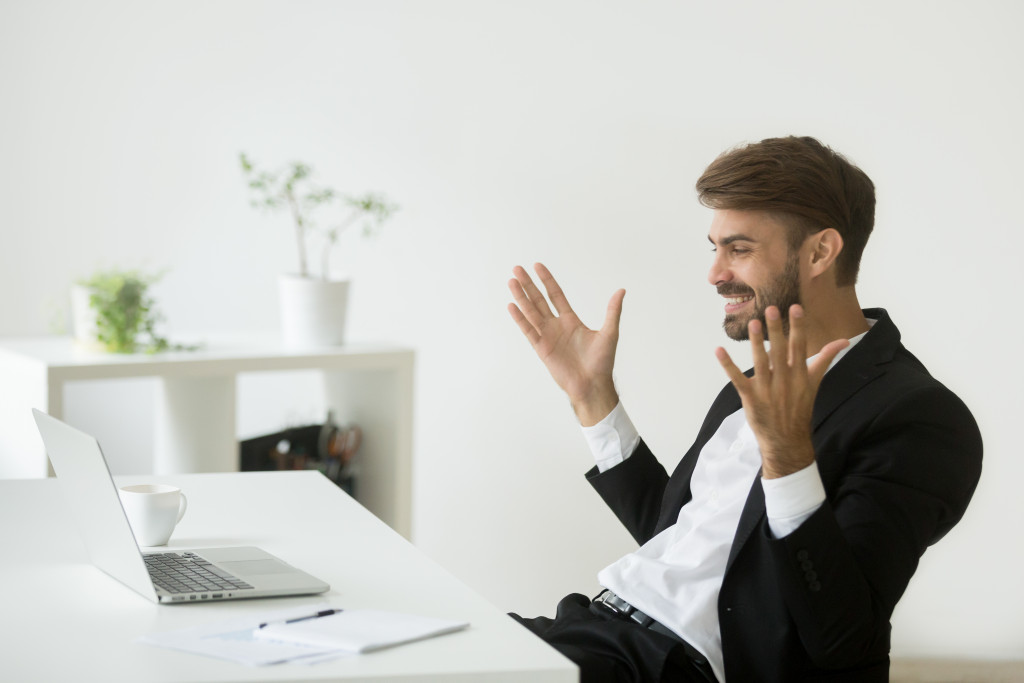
[0,336,414,537]
[0,470,576,682]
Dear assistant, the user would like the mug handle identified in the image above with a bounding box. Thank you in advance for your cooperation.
[176,492,188,524]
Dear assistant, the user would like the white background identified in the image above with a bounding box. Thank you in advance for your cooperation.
[2,0,1021,660]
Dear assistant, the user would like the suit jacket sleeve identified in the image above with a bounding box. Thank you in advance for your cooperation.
[584,438,671,544]
[765,383,982,668]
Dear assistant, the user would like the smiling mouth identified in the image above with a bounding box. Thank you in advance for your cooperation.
[723,295,754,312]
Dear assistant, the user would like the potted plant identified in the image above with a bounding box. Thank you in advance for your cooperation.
[71,269,191,353]
[240,153,398,349]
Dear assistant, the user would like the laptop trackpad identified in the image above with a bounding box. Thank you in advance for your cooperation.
[219,559,293,575]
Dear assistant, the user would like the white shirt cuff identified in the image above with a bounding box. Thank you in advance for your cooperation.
[762,461,826,538]
[581,402,641,473]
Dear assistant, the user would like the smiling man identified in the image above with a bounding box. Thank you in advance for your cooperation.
[505,136,982,683]
[710,211,815,342]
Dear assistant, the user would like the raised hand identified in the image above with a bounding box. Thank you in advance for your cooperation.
[714,304,849,479]
[507,263,626,426]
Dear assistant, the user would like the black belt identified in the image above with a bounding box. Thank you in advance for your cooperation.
[593,590,715,679]
[594,589,676,634]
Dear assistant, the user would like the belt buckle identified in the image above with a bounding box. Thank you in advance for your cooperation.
[598,590,632,616]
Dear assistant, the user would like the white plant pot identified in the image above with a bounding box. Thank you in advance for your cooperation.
[70,284,104,351]
[278,274,350,349]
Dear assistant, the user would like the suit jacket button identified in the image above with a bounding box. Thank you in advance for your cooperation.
[796,550,809,561]
[805,570,817,582]
[800,560,814,571]
[808,581,822,592]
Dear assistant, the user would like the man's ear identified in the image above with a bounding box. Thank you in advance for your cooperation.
[806,228,844,279]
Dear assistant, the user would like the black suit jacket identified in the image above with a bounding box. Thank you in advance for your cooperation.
[586,309,982,682]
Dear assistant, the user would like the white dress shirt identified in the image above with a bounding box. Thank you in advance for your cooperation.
[582,326,871,683]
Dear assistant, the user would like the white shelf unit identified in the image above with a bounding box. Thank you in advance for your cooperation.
[0,336,414,538]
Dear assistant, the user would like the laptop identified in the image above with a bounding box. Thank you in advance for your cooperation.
[32,409,330,604]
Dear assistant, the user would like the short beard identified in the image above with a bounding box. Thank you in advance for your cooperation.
[721,253,801,341]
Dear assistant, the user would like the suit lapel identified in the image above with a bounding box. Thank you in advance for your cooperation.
[811,308,897,429]
[725,473,765,574]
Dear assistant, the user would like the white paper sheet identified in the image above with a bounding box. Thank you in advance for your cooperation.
[253,609,469,653]
[138,603,350,666]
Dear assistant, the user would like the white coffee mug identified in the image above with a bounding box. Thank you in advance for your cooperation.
[118,484,188,546]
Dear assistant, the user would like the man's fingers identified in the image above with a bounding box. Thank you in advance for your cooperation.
[601,289,626,337]
[808,338,850,385]
[509,269,552,328]
[764,306,787,370]
[512,265,555,320]
[534,263,578,320]
[748,318,769,379]
[715,346,749,391]
[787,304,808,378]
[507,303,541,346]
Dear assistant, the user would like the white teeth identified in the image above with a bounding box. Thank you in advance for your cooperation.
[727,296,753,305]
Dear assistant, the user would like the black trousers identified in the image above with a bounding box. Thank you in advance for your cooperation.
[510,593,716,683]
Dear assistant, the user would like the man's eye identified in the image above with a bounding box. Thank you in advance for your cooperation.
[731,247,750,255]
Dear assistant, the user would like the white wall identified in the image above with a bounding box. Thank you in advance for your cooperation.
[2,0,1021,660]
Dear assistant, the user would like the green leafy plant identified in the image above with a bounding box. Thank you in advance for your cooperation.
[239,153,399,279]
[78,269,191,354]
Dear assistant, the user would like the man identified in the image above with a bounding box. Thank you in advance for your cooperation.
[505,136,982,683]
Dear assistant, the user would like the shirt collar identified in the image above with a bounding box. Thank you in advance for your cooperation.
[811,317,877,374]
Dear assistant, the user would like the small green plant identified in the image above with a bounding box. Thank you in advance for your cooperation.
[78,269,191,354]
[239,152,399,279]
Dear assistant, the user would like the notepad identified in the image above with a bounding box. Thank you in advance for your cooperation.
[139,603,347,666]
[253,609,469,653]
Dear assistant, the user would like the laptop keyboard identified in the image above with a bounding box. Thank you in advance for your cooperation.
[144,551,254,595]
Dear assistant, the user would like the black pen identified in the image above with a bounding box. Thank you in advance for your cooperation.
[257,608,343,629]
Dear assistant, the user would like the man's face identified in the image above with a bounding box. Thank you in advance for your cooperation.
[707,210,802,341]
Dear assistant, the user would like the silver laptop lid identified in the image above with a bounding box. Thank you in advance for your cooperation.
[32,409,158,601]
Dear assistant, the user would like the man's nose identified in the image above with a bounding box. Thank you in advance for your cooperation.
[707,254,731,287]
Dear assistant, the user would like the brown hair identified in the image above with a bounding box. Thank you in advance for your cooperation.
[695,136,875,286]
